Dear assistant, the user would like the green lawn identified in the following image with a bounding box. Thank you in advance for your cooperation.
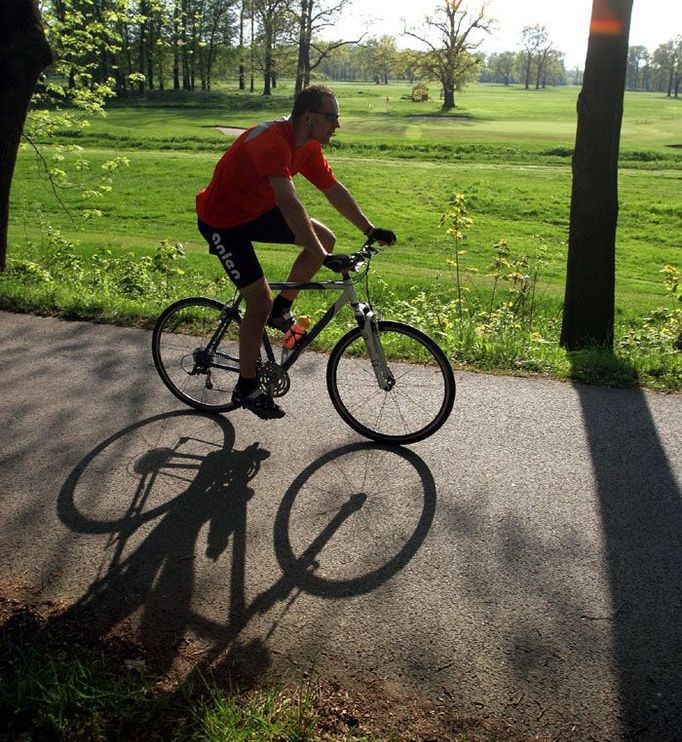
[63,81,682,155]
[10,146,679,316]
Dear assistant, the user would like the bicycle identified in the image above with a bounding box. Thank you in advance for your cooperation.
[151,238,456,445]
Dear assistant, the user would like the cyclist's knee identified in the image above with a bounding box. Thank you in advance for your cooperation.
[312,221,335,252]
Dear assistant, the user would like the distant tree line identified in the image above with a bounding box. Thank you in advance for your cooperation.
[29,0,682,99]
[625,38,681,95]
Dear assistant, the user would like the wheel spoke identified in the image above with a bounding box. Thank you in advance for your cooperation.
[152,298,240,412]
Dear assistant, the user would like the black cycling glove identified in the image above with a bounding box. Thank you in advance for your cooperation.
[365,226,397,245]
[323,253,353,272]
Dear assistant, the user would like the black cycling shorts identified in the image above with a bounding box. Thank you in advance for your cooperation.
[198,207,296,289]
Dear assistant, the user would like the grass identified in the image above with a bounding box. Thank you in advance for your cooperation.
[4,80,682,391]
[1,597,499,741]
[67,82,682,155]
[0,627,348,741]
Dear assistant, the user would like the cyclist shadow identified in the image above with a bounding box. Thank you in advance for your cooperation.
[56,411,269,674]
[57,413,437,685]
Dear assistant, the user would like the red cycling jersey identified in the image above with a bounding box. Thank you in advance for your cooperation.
[196,118,337,229]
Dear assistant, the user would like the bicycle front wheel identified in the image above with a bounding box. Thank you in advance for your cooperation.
[327,321,455,445]
[152,297,240,413]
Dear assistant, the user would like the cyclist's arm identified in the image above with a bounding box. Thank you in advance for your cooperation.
[269,176,328,261]
[322,181,372,235]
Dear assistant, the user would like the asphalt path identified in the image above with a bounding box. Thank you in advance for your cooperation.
[1,310,680,740]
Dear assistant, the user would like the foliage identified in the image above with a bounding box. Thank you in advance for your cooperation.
[0,619,358,741]
[4,221,209,308]
[411,82,430,102]
[18,0,132,247]
[619,265,682,354]
[379,192,679,388]
[391,192,559,371]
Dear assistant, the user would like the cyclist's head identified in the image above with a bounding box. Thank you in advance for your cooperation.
[291,85,337,121]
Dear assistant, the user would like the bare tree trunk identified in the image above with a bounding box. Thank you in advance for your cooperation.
[295,0,309,94]
[442,82,455,110]
[173,0,181,89]
[263,26,273,95]
[560,0,633,350]
[0,0,52,271]
[239,0,246,90]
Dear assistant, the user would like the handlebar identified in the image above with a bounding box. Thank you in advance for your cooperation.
[324,237,385,275]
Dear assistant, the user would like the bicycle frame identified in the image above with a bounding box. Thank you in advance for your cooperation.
[204,272,394,391]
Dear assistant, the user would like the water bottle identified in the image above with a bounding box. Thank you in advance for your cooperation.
[282,315,312,350]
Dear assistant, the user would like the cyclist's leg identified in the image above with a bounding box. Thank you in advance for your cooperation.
[280,219,335,302]
[233,276,284,417]
[198,220,284,418]
[238,207,335,303]
[238,277,272,378]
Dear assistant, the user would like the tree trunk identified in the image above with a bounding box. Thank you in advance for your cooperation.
[262,18,273,96]
[295,0,311,94]
[173,0,181,90]
[263,38,273,95]
[560,0,633,350]
[0,0,53,272]
[239,0,245,90]
[524,54,532,89]
[442,86,455,110]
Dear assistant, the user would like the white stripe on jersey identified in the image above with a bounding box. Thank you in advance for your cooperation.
[244,117,289,143]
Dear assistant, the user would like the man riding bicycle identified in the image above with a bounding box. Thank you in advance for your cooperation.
[196,85,396,420]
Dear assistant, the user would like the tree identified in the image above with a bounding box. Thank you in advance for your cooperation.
[535,41,555,89]
[519,24,548,90]
[540,49,567,87]
[292,0,357,94]
[405,0,492,111]
[0,0,52,272]
[652,37,681,97]
[360,35,398,84]
[196,0,237,90]
[487,51,515,85]
[627,44,649,90]
[560,0,633,351]
[252,0,289,95]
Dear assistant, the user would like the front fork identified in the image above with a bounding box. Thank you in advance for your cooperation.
[353,303,395,392]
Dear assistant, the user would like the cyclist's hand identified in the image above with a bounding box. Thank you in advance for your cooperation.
[323,253,353,272]
[366,227,397,246]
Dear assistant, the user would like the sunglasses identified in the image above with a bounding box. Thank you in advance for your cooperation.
[311,110,340,123]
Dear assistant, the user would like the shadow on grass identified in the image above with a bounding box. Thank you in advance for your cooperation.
[569,352,682,740]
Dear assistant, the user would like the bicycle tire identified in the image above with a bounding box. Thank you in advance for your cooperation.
[152,296,241,413]
[326,320,456,445]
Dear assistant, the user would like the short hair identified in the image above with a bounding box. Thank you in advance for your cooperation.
[291,85,336,121]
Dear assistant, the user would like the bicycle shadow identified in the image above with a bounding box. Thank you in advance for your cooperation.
[570,359,682,740]
[202,441,437,683]
[56,410,269,674]
[56,413,437,685]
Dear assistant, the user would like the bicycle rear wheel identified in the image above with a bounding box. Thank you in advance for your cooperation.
[152,297,240,412]
[326,320,455,445]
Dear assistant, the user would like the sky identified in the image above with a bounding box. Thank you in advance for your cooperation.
[323,0,682,70]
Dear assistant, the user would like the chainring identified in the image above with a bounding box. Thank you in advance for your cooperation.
[257,360,290,398]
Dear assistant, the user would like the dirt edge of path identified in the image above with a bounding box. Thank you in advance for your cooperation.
[0,582,546,741]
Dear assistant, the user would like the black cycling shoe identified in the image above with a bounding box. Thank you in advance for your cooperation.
[232,388,285,419]
[267,310,295,333]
